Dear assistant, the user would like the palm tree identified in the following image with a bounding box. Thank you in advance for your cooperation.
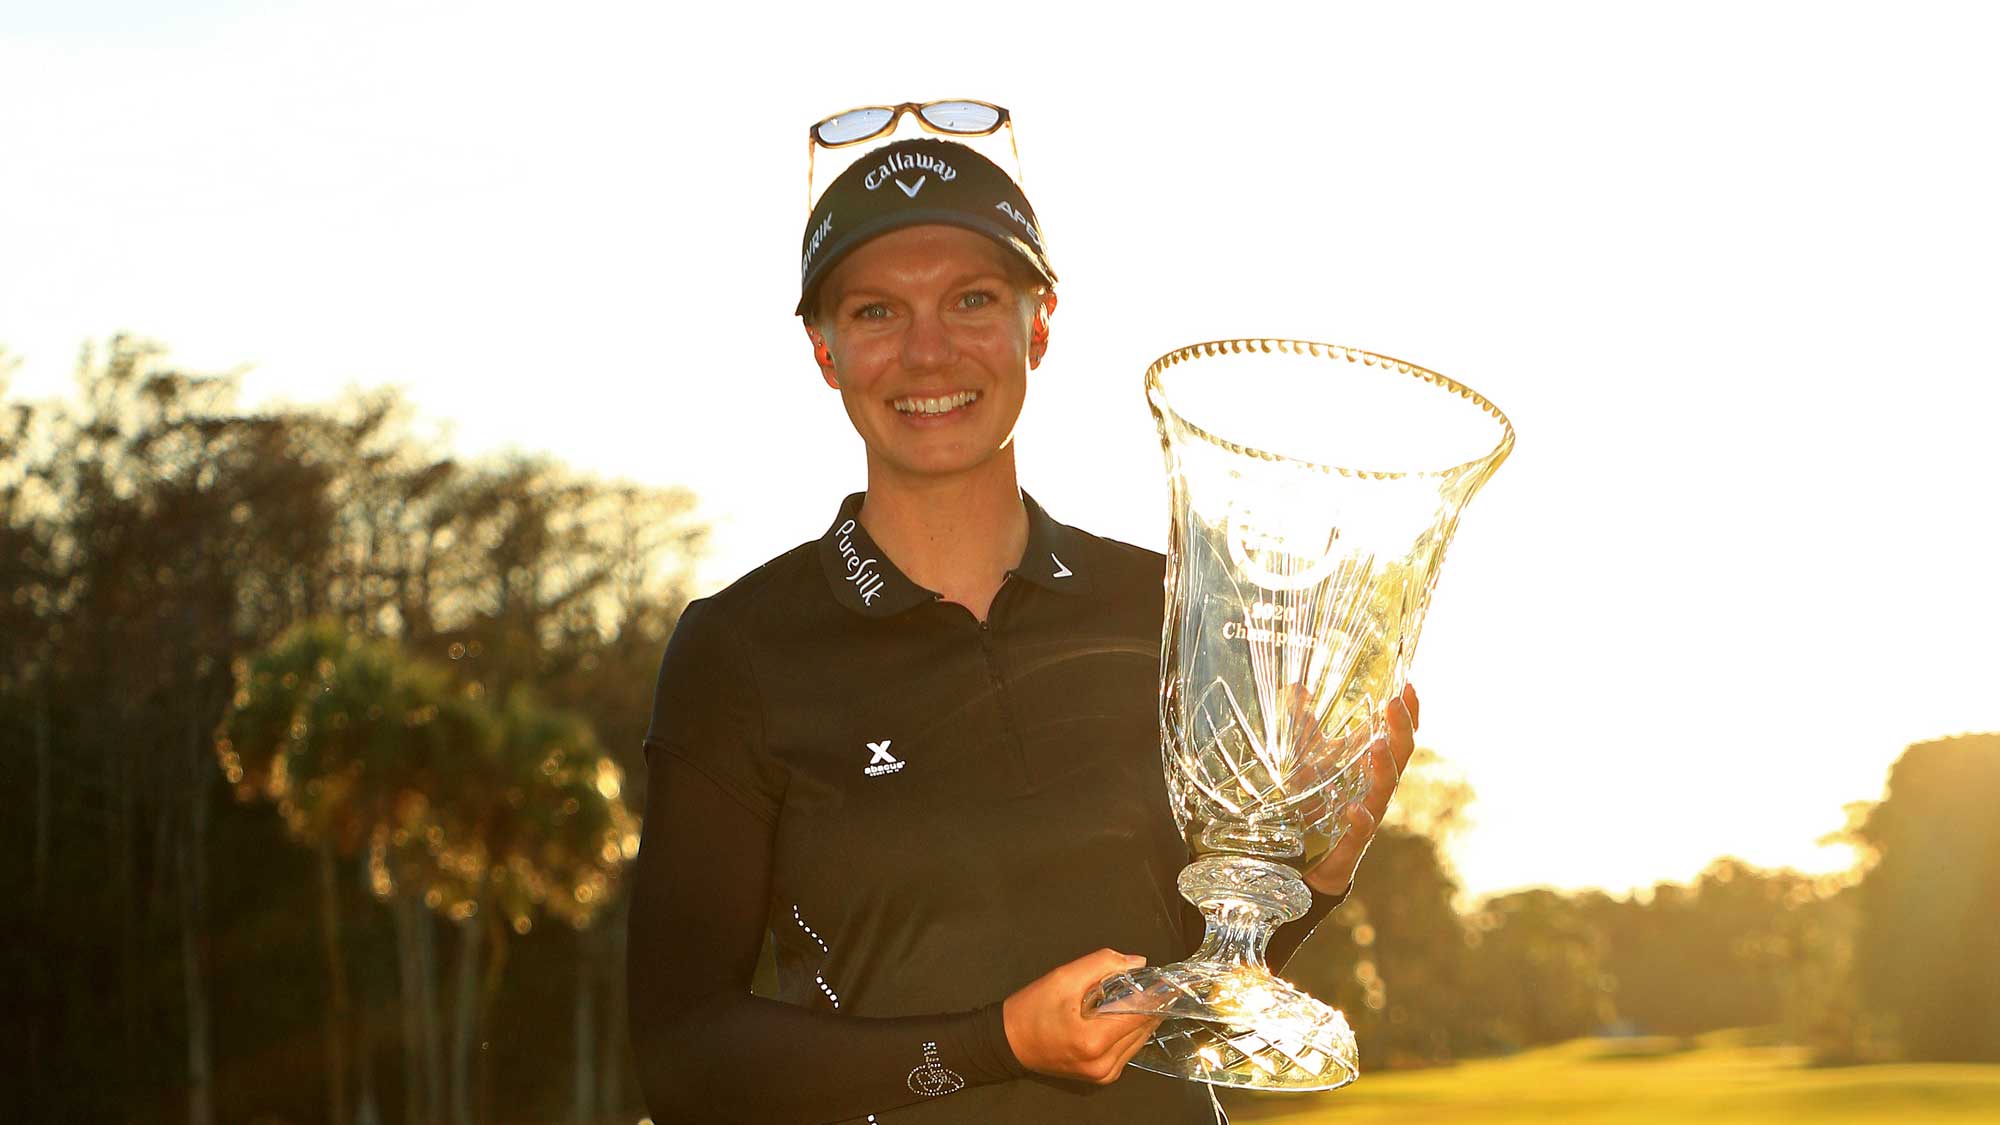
[221,621,497,1125]
[418,690,635,1125]
[487,695,636,1125]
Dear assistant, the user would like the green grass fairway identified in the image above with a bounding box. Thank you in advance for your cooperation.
[1217,1032,2000,1124]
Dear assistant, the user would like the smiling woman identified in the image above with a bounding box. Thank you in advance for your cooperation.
[623,111,1423,1125]
[810,225,1049,494]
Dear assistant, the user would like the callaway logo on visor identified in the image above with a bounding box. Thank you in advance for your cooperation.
[862,150,959,197]
[795,137,1056,317]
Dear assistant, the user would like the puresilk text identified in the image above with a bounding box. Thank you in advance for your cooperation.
[833,519,887,605]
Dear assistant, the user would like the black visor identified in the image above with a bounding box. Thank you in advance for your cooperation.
[796,138,1056,318]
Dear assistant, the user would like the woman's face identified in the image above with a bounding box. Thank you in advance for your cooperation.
[814,224,1042,489]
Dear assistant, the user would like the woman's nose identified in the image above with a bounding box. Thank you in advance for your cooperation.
[900,309,958,372]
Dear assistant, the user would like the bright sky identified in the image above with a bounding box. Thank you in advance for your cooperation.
[5,1,1996,898]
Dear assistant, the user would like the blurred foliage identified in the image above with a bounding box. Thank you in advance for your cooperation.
[1287,747,1480,1070]
[1850,733,2000,1062]
[3,336,701,1123]
[1464,887,1614,1048]
[1290,827,1473,1070]
[1577,860,1831,1041]
[1278,730,1995,1070]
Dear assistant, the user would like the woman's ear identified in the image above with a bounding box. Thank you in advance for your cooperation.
[1027,289,1058,371]
[805,324,840,389]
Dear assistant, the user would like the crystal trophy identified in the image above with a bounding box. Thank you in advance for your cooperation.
[1088,339,1514,1090]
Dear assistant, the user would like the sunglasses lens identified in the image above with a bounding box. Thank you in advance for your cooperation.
[920,101,1001,134]
[816,108,896,145]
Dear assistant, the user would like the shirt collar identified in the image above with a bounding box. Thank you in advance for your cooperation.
[817,490,1094,617]
[817,493,936,617]
[1011,491,1093,597]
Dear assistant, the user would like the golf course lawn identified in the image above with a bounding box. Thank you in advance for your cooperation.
[1216,1031,2000,1123]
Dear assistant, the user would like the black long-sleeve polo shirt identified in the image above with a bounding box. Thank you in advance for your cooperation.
[628,492,1339,1124]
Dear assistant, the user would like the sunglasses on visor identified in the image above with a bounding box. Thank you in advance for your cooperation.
[805,99,1022,209]
[810,100,1011,147]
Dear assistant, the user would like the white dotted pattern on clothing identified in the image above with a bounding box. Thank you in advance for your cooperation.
[791,904,841,1009]
[906,1040,966,1097]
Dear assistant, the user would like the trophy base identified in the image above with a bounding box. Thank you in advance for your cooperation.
[1092,962,1358,1090]
[1088,855,1359,1091]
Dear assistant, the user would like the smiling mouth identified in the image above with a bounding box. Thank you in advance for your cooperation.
[892,391,980,416]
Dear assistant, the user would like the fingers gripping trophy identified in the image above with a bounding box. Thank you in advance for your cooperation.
[1088,339,1514,1091]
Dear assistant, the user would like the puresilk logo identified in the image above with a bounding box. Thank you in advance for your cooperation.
[863,151,958,195]
[802,213,834,278]
[832,519,887,606]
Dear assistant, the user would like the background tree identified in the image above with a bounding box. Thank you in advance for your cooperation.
[1283,747,1479,1069]
[221,622,497,1125]
[1851,733,2000,1061]
[222,624,642,1125]
[1777,880,1864,1063]
[6,336,700,1123]
[6,337,346,1122]
[1577,859,1821,1039]
[0,348,63,1110]
[1461,888,1613,1050]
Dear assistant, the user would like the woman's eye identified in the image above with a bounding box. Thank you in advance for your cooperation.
[960,290,996,310]
[852,303,890,321]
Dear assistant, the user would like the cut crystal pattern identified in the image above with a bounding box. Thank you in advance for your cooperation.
[1092,340,1512,1091]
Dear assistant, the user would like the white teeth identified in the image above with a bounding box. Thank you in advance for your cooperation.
[893,391,980,415]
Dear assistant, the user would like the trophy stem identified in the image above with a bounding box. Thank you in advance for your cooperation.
[1188,898,1282,971]
[1180,853,1312,937]
[1088,855,1358,1090]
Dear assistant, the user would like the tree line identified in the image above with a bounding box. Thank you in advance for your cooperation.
[4,338,1993,1123]
[1276,738,1999,1074]
[3,337,701,1124]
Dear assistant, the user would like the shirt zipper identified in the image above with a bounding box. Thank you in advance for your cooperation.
[979,576,1032,789]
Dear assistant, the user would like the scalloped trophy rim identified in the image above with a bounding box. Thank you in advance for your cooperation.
[1144,338,1516,484]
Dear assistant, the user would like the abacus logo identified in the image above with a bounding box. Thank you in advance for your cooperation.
[864,739,903,777]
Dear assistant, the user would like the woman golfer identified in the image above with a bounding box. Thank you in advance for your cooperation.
[627,101,1419,1124]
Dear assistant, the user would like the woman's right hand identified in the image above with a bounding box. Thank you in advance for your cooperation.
[1001,948,1163,1085]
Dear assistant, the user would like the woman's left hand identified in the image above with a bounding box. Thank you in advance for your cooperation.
[1302,683,1420,896]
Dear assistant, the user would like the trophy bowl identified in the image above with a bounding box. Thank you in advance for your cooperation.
[1088,339,1513,1091]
